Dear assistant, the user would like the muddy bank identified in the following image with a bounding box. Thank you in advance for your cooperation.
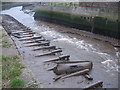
[36,19,119,46]
[1,7,119,88]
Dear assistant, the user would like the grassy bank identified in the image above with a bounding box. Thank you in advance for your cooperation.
[0,25,38,88]
[1,56,25,88]
[0,25,25,88]
[34,9,119,39]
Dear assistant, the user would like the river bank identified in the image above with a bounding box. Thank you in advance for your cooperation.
[0,22,39,88]
[33,2,119,40]
[1,6,119,88]
[22,4,119,45]
[34,9,119,39]
[1,2,32,10]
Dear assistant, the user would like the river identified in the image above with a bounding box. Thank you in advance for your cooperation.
[1,6,119,88]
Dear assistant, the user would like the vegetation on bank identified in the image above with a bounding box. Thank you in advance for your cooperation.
[0,34,13,48]
[39,2,119,21]
[34,9,91,25]
[41,2,79,7]
[0,35,25,88]
[1,2,30,10]
[1,56,25,88]
[0,25,38,88]
[34,9,119,39]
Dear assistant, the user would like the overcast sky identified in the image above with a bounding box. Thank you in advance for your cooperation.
[1,0,120,2]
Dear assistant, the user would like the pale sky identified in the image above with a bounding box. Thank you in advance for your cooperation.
[1,0,120,2]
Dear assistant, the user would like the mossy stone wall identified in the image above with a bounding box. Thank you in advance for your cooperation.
[34,9,119,39]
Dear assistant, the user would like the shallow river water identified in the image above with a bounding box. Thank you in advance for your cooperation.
[1,6,119,88]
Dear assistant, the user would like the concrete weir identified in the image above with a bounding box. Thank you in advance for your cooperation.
[1,14,105,88]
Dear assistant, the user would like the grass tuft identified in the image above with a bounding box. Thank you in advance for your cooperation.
[2,69,21,79]
[1,56,10,61]
[0,34,6,38]
[0,41,8,43]
[7,77,25,88]
[2,43,13,48]
[2,56,25,88]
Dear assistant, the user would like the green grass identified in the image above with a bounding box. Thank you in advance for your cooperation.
[0,34,6,38]
[0,41,8,43]
[2,43,13,48]
[45,3,79,7]
[1,56,10,61]
[0,33,12,48]
[0,35,2,39]
[0,39,13,48]
[0,30,13,49]
[2,69,21,79]
[2,55,38,88]
[2,56,25,88]
[7,77,25,88]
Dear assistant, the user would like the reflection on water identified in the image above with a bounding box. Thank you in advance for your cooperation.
[1,6,119,72]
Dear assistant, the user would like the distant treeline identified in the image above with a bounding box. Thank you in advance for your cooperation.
[40,2,119,9]
[79,2,119,9]
[34,9,119,40]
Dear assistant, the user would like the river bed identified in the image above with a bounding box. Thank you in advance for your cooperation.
[1,6,119,88]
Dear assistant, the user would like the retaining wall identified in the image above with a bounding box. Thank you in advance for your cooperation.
[34,9,119,39]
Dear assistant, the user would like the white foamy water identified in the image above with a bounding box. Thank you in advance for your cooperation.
[41,31,65,39]
[40,30,95,51]
[41,30,119,72]
[101,60,119,72]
